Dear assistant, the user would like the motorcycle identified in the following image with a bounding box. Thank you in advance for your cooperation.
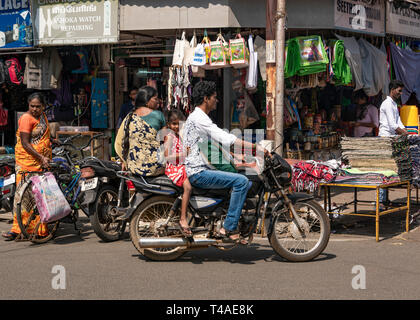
[0,157,15,213]
[119,152,330,262]
[78,140,127,242]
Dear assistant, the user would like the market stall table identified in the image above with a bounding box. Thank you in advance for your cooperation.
[321,181,411,242]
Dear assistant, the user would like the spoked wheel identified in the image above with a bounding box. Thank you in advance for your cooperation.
[16,180,59,244]
[130,196,193,261]
[269,200,330,262]
[90,185,127,242]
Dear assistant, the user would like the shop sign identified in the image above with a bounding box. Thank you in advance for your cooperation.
[386,1,420,37]
[0,0,33,49]
[31,0,118,45]
[334,0,385,35]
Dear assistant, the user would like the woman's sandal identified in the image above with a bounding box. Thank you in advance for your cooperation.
[2,231,18,241]
[177,223,193,238]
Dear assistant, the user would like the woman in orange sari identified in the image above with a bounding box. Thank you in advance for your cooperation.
[2,93,52,240]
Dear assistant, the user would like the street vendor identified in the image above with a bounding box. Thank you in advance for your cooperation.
[378,80,408,137]
[378,80,408,206]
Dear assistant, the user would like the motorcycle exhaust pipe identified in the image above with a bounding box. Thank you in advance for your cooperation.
[139,237,217,249]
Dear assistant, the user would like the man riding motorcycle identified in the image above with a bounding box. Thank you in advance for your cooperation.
[183,81,269,244]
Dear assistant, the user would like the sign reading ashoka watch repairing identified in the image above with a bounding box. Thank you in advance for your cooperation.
[31,0,118,45]
[335,0,385,35]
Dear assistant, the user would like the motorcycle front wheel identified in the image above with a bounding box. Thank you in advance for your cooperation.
[269,199,330,262]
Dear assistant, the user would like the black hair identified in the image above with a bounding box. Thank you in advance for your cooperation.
[192,81,217,106]
[27,92,46,105]
[129,87,138,94]
[354,90,368,102]
[135,85,157,108]
[389,80,404,92]
[167,109,186,123]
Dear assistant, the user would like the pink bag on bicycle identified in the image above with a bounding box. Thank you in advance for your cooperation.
[31,172,72,223]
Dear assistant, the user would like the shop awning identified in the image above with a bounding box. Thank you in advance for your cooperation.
[119,0,266,31]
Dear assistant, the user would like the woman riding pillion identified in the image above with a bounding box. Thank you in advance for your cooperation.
[115,86,166,176]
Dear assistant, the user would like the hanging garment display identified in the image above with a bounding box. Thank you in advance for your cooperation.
[295,35,329,76]
[24,48,63,90]
[331,40,352,85]
[167,65,193,113]
[357,38,389,97]
[285,36,329,78]
[284,38,301,78]
[389,43,420,104]
[336,35,363,91]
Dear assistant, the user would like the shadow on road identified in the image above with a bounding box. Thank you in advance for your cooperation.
[131,243,336,264]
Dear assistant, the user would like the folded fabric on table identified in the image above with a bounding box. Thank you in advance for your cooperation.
[291,160,341,193]
[408,135,420,187]
[391,135,413,182]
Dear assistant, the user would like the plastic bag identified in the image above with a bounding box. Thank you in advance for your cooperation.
[191,43,206,66]
[31,172,72,223]
[245,35,258,91]
[229,34,249,69]
[172,31,189,66]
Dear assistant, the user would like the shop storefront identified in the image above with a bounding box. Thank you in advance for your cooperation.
[280,0,388,161]
[114,0,268,150]
[0,0,119,159]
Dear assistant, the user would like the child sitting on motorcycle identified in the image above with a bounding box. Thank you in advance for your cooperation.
[164,110,193,237]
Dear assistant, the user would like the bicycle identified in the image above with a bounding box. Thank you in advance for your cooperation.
[15,133,104,243]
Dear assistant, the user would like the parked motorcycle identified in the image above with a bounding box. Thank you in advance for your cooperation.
[118,152,330,262]
[0,157,15,213]
[78,141,127,242]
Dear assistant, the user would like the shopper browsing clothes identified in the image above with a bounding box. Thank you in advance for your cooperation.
[350,90,379,137]
[378,80,409,206]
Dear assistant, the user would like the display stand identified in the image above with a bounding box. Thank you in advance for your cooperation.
[321,181,411,242]
[56,131,107,159]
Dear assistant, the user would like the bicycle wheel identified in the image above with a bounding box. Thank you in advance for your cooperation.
[16,179,60,244]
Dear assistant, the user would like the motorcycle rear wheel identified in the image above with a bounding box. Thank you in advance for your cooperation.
[130,195,191,261]
[269,200,330,262]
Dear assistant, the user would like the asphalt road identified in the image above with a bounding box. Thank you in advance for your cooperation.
[1,204,420,300]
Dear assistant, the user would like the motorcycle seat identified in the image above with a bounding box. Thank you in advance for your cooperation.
[143,175,230,197]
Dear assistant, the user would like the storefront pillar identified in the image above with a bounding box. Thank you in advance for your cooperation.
[265,0,276,142]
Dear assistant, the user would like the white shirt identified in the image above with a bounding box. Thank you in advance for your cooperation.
[183,107,238,177]
[378,96,405,137]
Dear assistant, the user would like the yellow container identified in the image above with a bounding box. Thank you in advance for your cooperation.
[400,105,419,134]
